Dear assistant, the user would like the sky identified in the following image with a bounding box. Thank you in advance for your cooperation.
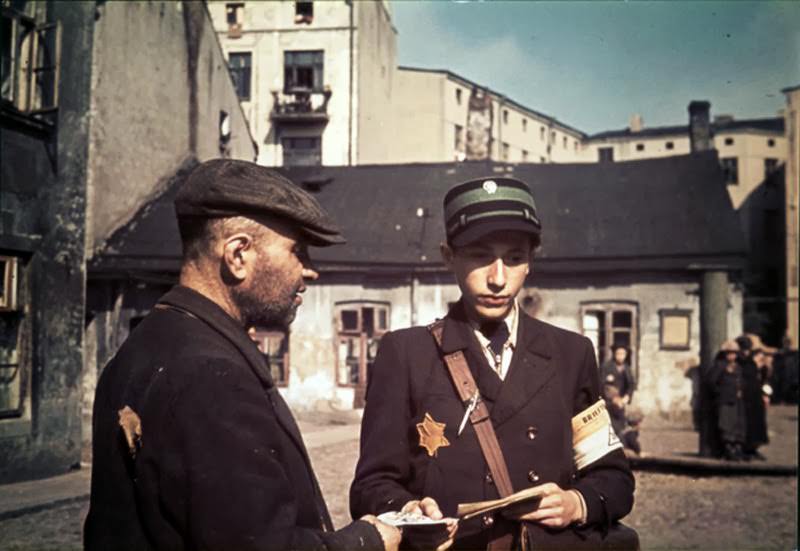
[390,1,800,134]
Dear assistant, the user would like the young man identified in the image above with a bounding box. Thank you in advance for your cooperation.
[350,177,635,550]
[85,160,400,551]
[599,345,637,436]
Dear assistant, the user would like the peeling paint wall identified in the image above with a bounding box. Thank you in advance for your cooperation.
[86,1,255,254]
[0,1,96,483]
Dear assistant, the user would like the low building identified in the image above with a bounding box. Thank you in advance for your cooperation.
[91,152,745,418]
[0,0,255,482]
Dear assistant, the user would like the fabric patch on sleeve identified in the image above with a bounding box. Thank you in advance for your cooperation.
[572,399,622,470]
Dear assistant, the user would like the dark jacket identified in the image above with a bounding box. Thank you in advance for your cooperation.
[711,359,745,444]
[740,357,769,448]
[84,286,381,551]
[599,360,636,402]
[350,303,635,550]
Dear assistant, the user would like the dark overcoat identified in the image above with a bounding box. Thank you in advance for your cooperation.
[350,303,635,550]
[712,360,745,444]
[740,358,769,448]
[84,286,381,551]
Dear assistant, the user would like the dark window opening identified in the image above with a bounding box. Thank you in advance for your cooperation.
[502,109,509,124]
[764,158,779,179]
[335,302,390,408]
[635,143,644,152]
[295,1,313,24]
[250,328,289,386]
[599,147,614,163]
[284,50,323,93]
[282,136,321,167]
[720,157,738,184]
[228,52,251,100]
[455,88,462,105]
[767,138,775,148]
[522,118,527,132]
[581,302,639,379]
[665,141,674,150]
[724,137,734,146]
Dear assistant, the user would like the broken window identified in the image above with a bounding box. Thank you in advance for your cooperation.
[720,157,738,184]
[335,302,390,390]
[295,1,313,24]
[249,328,289,386]
[284,50,323,93]
[1,2,61,121]
[228,52,251,100]
[659,309,691,350]
[580,301,638,377]
[282,135,321,166]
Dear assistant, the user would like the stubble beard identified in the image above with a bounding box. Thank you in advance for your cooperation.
[232,260,300,330]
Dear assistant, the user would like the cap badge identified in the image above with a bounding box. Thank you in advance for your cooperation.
[417,412,450,457]
[482,180,498,194]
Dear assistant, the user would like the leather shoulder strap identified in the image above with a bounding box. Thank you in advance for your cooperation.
[428,320,515,497]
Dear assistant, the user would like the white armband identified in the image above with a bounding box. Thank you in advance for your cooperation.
[572,399,623,470]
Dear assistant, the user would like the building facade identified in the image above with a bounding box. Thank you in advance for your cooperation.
[1,0,255,482]
[207,0,396,166]
[92,155,745,418]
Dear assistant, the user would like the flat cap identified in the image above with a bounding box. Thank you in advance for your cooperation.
[443,177,541,247]
[174,159,344,246]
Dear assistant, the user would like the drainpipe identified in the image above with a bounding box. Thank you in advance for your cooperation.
[347,0,354,165]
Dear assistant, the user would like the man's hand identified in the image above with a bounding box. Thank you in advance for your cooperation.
[401,498,458,551]
[361,515,402,551]
[506,483,583,529]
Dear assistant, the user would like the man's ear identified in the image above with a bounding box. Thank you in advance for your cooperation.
[222,233,255,282]
[440,242,455,269]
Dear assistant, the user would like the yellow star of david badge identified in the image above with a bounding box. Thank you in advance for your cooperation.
[417,412,450,457]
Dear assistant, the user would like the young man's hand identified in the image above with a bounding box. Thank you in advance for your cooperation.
[361,515,402,551]
[506,483,584,529]
[401,497,458,551]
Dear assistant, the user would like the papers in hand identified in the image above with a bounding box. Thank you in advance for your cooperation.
[377,511,455,527]
[456,485,546,520]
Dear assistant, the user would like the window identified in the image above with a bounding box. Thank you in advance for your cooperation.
[501,141,510,161]
[720,157,738,184]
[225,3,244,37]
[228,52,251,101]
[294,1,313,24]
[563,136,568,149]
[764,158,779,178]
[598,147,614,163]
[282,136,321,166]
[250,328,289,386]
[635,143,644,152]
[659,309,691,350]
[767,138,775,148]
[1,2,61,118]
[454,123,464,156]
[284,50,323,93]
[540,126,545,141]
[580,302,638,376]
[455,87,462,105]
[1,256,22,417]
[335,302,390,390]
[522,118,527,132]
[502,109,509,124]
[665,141,674,150]
[724,137,734,146]
[522,149,529,162]
[574,140,578,152]
[550,130,556,143]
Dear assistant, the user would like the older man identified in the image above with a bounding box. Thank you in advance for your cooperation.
[85,160,400,551]
[350,177,636,550]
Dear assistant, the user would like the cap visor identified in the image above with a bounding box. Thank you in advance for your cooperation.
[302,226,346,247]
[451,219,540,248]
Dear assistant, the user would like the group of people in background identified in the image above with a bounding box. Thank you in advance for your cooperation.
[703,333,797,461]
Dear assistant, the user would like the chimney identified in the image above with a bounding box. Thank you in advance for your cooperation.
[688,100,712,152]
[629,114,643,133]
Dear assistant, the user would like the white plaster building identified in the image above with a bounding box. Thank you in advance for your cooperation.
[207,0,396,166]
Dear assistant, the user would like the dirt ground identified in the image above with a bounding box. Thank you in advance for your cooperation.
[2,406,797,550]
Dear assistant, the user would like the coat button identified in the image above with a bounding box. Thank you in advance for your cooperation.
[482,515,494,527]
[527,470,540,483]
[526,426,538,440]
[485,472,493,484]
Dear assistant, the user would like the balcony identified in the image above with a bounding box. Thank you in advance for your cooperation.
[270,87,331,124]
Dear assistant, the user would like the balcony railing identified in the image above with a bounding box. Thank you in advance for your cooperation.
[270,87,331,124]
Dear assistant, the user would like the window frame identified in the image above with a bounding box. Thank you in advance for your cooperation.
[658,308,692,351]
[249,327,290,387]
[281,135,322,167]
[227,51,252,101]
[283,49,324,94]
[720,157,739,185]
[579,300,639,379]
[334,301,390,389]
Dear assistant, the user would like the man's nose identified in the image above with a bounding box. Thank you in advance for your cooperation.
[302,266,319,281]
[487,258,506,289]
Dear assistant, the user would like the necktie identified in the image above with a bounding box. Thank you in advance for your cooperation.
[480,321,510,362]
